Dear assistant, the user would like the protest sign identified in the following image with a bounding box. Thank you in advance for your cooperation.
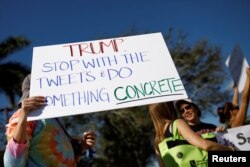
[29,32,188,121]
[216,124,250,150]
[225,44,249,92]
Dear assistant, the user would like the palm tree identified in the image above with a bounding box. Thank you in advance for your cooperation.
[0,36,31,166]
[0,36,31,117]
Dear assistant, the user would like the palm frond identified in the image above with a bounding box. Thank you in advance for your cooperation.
[0,36,30,61]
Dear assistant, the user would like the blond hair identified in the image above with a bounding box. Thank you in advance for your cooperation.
[148,102,178,149]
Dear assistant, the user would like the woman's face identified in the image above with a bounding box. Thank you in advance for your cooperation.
[179,103,198,122]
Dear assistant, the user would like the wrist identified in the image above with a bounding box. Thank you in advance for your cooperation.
[20,108,29,117]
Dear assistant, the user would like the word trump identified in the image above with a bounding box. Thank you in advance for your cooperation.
[63,38,124,56]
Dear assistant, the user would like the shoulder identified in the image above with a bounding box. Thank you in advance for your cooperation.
[175,119,188,129]
[175,119,185,124]
[175,119,194,138]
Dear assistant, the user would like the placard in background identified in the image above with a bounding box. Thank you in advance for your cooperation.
[216,125,250,150]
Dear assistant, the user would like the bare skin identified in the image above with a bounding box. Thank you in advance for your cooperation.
[13,96,46,143]
[230,68,250,128]
[13,96,96,153]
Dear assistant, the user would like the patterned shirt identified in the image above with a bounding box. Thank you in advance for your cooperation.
[4,109,76,167]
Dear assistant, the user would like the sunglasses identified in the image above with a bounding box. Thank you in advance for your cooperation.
[180,104,192,113]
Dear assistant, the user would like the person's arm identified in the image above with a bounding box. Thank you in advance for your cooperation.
[232,85,239,106]
[13,109,29,143]
[177,119,233,151]
[231,68,250,128]
[81,131,96,152]
[215,125,226,133]
[73,131,97,162]
[13,96,46,143]
[4,96,46,167]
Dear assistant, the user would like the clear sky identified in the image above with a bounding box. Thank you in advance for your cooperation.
[0,0,250,125]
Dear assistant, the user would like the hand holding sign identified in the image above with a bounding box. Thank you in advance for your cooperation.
[216,125,250,150]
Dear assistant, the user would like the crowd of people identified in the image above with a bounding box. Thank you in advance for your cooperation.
[149,102,234,167]
[149,67,250,167]
[217,68,250,128]
[3,64,250,167]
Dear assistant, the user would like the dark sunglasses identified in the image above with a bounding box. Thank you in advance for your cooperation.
[180,104,192,113]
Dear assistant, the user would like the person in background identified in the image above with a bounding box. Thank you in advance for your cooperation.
[4,74,96,167]
[149,101,234,167]
[217,67,250,128]
[174,99,222,142]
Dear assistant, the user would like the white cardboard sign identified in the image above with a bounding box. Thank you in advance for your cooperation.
[29,32,188,121]
[216,125,250,150]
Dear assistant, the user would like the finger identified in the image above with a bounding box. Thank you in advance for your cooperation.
[83,136,96,142]
[32,96,47,103]
[26,101,44,108]
[84,134,96,140]
[22,98,46,111]
[85,140,95,146]
[83,131,96,135]
[83,132,96,139]
[85,138,95,143]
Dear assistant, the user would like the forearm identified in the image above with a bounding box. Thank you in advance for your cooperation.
[241,78,250,104]
[204,140,233,151]
[179,119,233,151]
[13,110,28,143]
[233,76,250,127]
[232,86,239,106]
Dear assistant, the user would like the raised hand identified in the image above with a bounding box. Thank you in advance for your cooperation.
[81,131,96,151]
[21,96,47,114]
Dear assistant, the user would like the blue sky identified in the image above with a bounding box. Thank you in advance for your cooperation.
[0,0,250,125]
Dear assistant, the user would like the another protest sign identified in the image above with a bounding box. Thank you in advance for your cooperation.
[216,124,250,150]
[225,44,249,92]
